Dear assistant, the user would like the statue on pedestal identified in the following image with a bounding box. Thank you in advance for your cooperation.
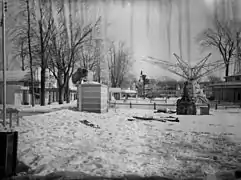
[72,68,88,85]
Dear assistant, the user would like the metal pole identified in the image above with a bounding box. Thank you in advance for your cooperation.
[236,31,240,74]
[2,0,6,127]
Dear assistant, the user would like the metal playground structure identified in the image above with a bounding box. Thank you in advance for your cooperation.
[141,53,230,104]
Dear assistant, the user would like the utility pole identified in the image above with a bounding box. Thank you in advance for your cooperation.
[232,0,241,75]
[26,0,35,107]
[1,0,7,127]
[235,31,240,74]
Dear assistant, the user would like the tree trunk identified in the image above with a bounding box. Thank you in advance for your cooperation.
[40,68,46,106]
[39,7,46,106]
[225,64,229,81]
[21,55,25,71]
[65,80,70,103]
[26,0,35,107]
[20,42,25,71]
[58,86,64,104]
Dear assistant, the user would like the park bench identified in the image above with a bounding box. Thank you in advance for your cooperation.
[0,107,20,128]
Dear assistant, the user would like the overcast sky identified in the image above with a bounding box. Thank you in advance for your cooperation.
[3,0,237,80]
[99,0,220,79]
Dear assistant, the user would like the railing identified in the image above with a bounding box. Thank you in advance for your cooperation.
[210,101,241,109]
[108,101,241,110]
[108,101,175,110]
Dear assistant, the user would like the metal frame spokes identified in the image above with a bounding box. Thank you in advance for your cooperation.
[142,53,225,81]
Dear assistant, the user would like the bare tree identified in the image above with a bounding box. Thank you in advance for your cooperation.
[120,73,137,89]
[63,0,102,103]
[77,39,101,73]
[12,0,55,106]
[47,5,101,104]
[197,18,236,79]
[32,0,56,106]
[11,36,28,71]
[10,0,37,106]
[108,42,132,88]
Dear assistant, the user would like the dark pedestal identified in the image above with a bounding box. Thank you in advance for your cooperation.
[176,99,197,115]
[176,81,197,115]
[0,131,18,179]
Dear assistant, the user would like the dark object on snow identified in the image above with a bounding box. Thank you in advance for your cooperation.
[154,108,168,113]
[132,116,179,123]
[0,132,18,179]
[72,68,88,84]
[132,116,154,120]
[154,108,176,114]
[79,120,100,129]
[235,170,241,179]
[164,116,179,122]
[169,110,176,114]
[176,81,196,115]
[132,116,166,122]
[127,118,135,121]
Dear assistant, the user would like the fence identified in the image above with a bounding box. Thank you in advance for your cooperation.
[109,101,174,110]
[108,101,241,110]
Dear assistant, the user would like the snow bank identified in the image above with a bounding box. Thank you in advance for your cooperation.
[1,108,241,179]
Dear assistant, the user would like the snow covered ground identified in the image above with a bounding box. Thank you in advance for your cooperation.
[1,108,241,179]
[0,100,77,112]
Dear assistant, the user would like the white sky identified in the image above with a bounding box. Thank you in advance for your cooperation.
[100,0,223,79]
[3,0,240,80]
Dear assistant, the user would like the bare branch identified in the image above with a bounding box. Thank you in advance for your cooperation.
[196,18,236,76]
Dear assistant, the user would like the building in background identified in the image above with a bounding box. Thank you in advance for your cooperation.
[209,72,241,103]
[0,68,77,106]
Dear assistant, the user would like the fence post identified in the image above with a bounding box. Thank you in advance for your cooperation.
[9,113,12,128]
[154,102,156,110]
[130,102,132,108]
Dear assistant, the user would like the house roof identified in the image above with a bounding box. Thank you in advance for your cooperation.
[0,70,31,82]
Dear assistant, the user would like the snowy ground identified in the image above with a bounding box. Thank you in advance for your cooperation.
[1,108,241,179]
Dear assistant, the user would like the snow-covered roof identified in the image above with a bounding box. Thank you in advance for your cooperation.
[82,81,100,85]
[109,88,122,93]
[122,89,137,94]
